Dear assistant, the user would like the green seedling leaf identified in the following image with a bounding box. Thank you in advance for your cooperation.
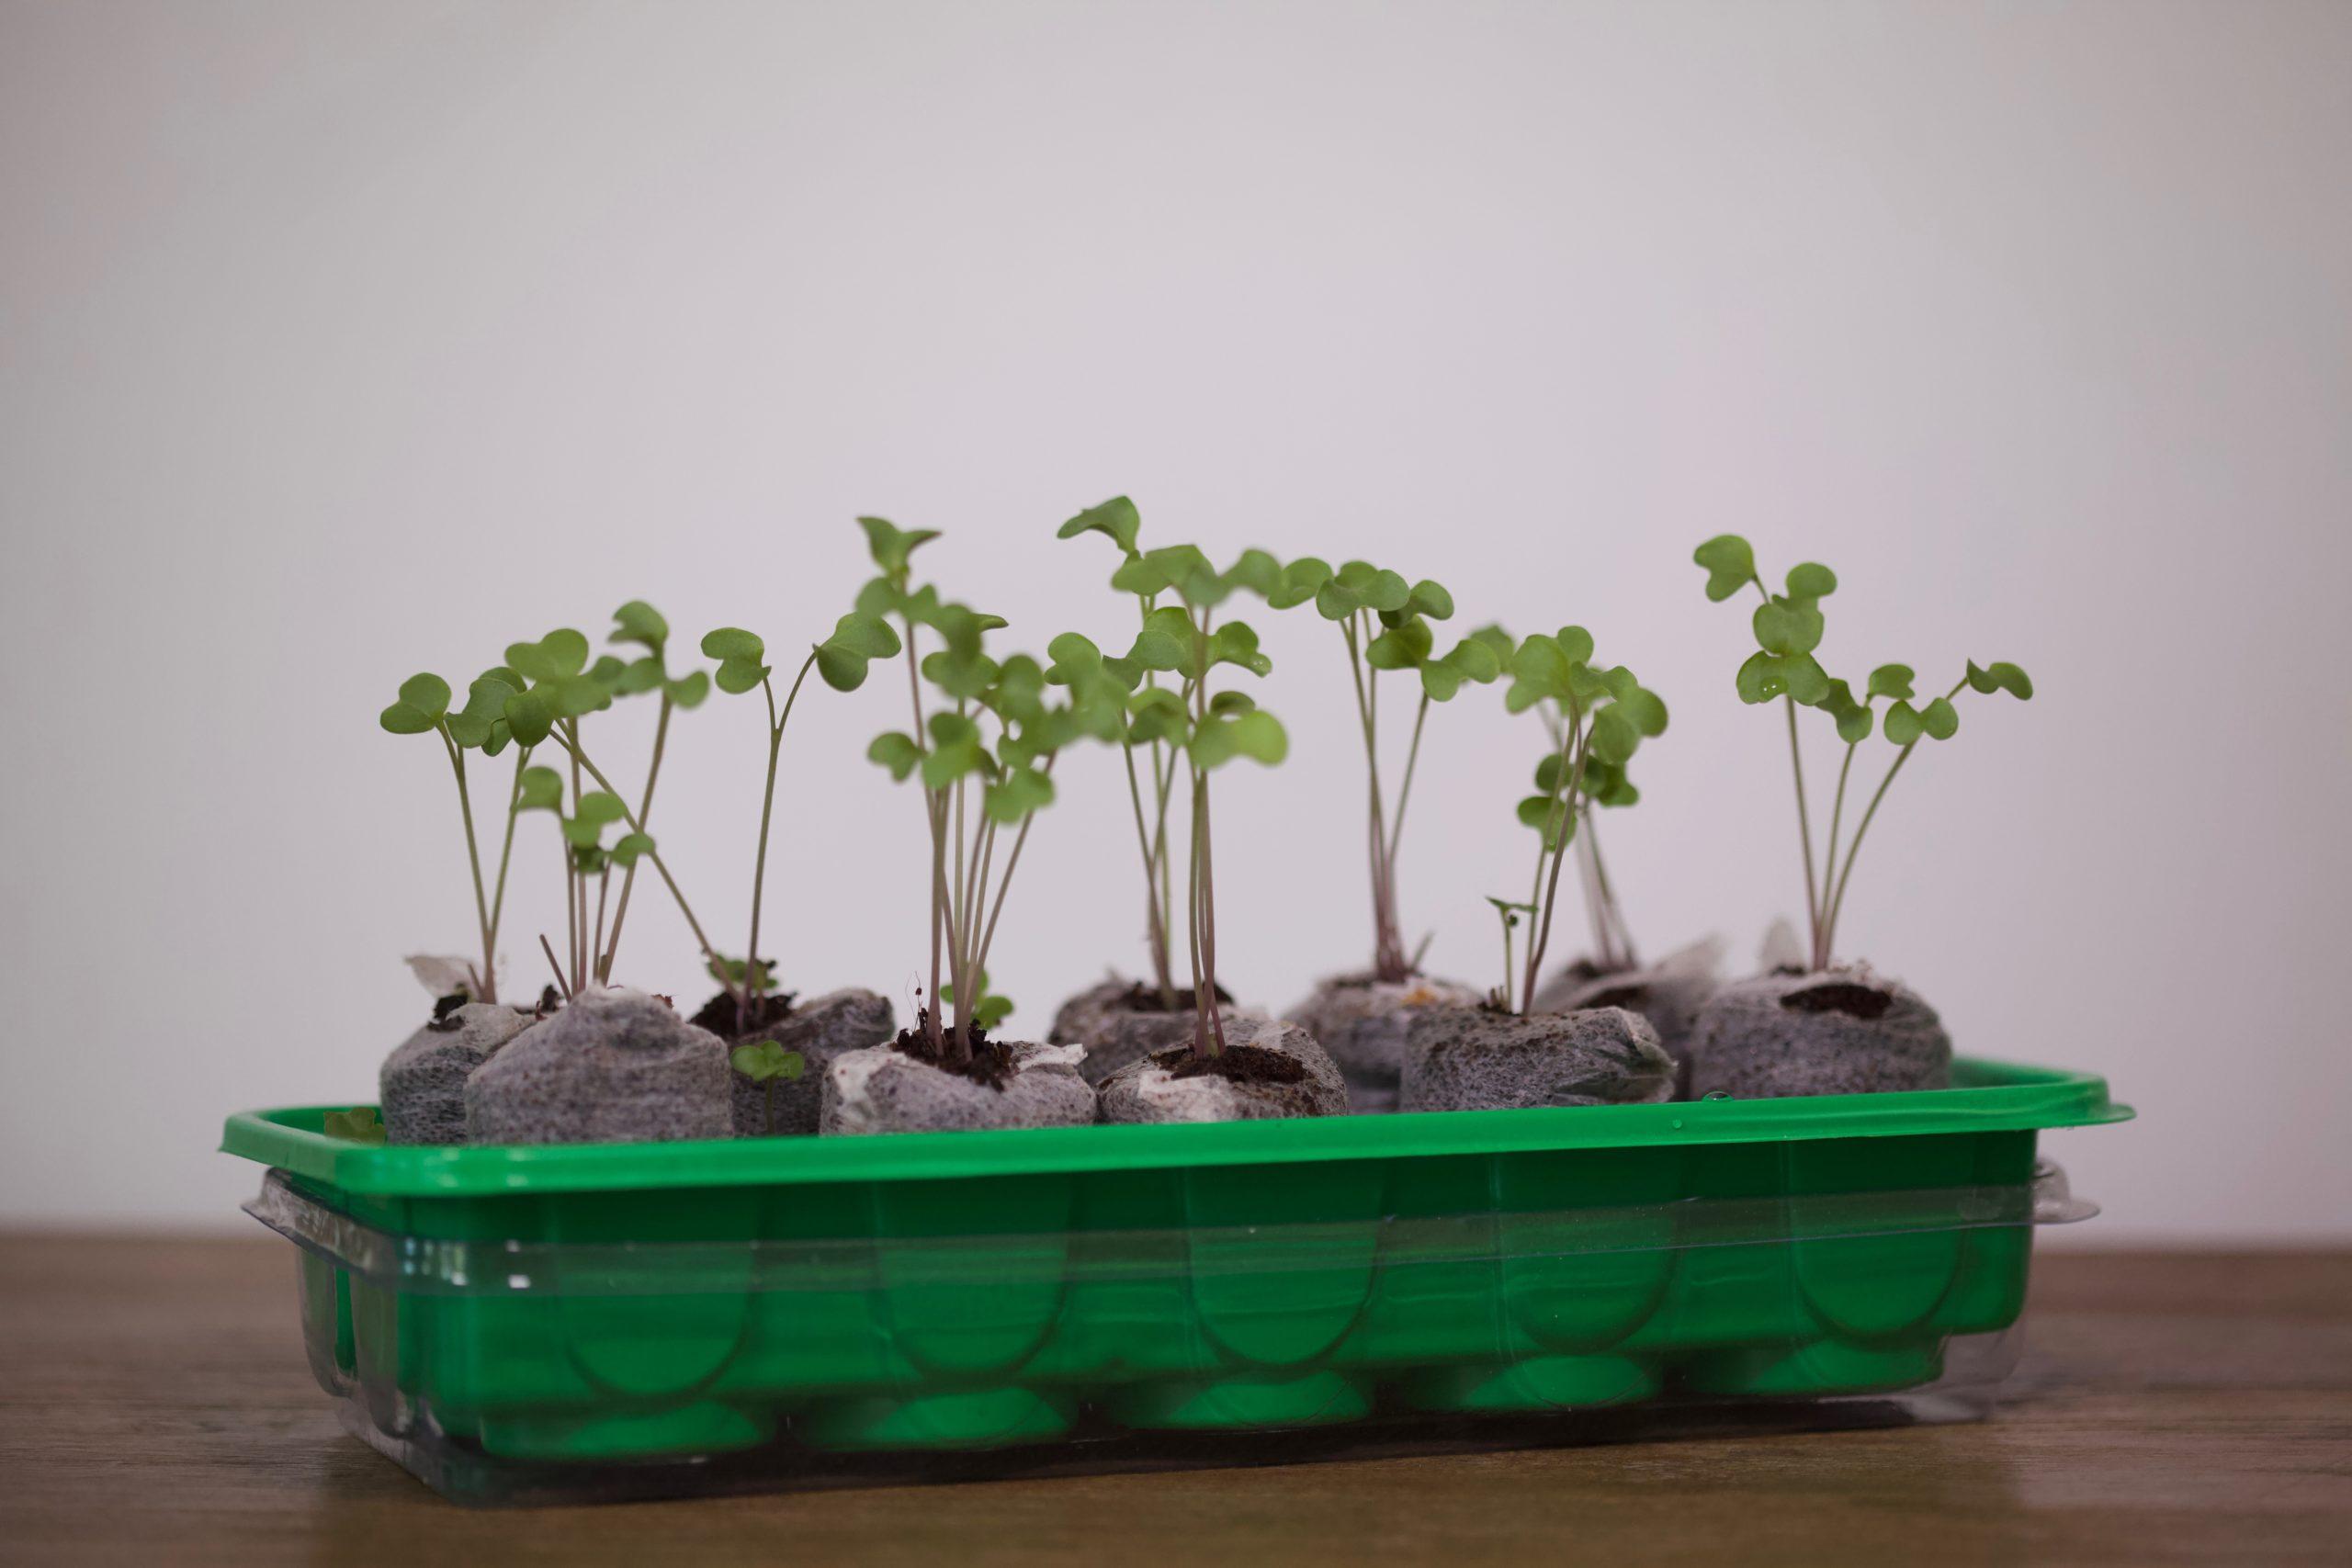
[1516,794,1572,850]
[714,656,768,695]
[1921,695,1960,739]
[1225,548,1282,598]
[544,674,610,718]
[575,791,627,825]
[503,690,554,746]
[1407,580,1454,620]
[379,702,435,736]
[1693,534,1757,601]
[667,671,711,709]
[1593,765,1640,808]
[1826,682,1874,743]
[1190,708,1287,770]
[1554,626,1596,665]
[1736,651,1831,705]
[1751,596,1825,657]
[857,515,941,578]
[700,626,764,662]
[1057,495,1141,554]
[450,674,513,747]
[730,1040,807,1083]
[1614,685,1669,738]
[1267,556,1333,610]
[1513,634,1573,698]
[587,653,628,690]
[708,954,778,991]
[1786,562,1838,600]
[926,712,979,749]
[1315,560,1410,619]
[1125,686,1190,744]
[1365,617,1434,671]
[984,764,1055,823]
[543,628,590,676]
[1444,635,1503,684]
[1966,660,2034,699]
[1589,705,1641,765]
[816,610,902,693]
[398,673,451,719]
[612,599,668,649]
[1211,621,1273,677]
[516,766,564,810]
[610,655,665,695]
[1868,662,1916,700]
[921,737,989,789]
[609,831,656,865]
[1208,689,1257,716]
[1883,700,1924,745]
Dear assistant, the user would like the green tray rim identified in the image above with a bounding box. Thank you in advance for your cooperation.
[220,1055,2130,1198]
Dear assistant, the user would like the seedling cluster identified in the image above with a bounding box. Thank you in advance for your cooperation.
[1694,534,2034,972]
[369,509,2041,1130]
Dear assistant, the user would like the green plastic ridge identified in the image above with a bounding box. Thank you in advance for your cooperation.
[221,1055,2130,1198]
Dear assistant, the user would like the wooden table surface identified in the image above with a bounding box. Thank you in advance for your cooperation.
[0,1238,2345,1566]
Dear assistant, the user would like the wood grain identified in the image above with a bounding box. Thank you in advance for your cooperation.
[0,1237,2346,1565]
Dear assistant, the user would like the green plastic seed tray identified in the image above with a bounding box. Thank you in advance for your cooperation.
[222,1055,2129,1505]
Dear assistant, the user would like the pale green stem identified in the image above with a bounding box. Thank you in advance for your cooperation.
[555,729,743,1008]
[741,653,818,1021]
[438,725,495,1003]
[601,696,673,982]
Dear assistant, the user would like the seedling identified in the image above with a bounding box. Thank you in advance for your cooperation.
[697,607,901,1032]
[1487,626,1668,1013]
[1059,523,1290,1056]
[1267,559,1503,981]
[1693,536,2035,970]
[590,602,710,986]
[379,661,540,1001]
[474,613,707,998]
[1053,498,1192,1006]
[729,1040,808,1134]
[862,517,1124,1064]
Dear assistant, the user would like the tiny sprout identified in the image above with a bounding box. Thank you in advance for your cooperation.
[1058,500,1290,1056]
[321,1106,387,1145]
[1483,897,1537,1011]
[729,1039,808,1134]
[941,968,1014,1031]
[699,607,902,1033]
[1270,559,1500,983]
[1693,536,2036,969]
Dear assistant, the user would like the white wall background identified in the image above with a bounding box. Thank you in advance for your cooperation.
[4,0,2346,1240]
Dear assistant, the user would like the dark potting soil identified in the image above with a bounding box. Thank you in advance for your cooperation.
[1780,981,1893,1020]
[536,985,563,1014]
[688,988,800,1040]
[1114,981,1236,1014]
[1157,1043,1308,1088]
[425,992,469,1032]
[890,1010,1017,1089]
